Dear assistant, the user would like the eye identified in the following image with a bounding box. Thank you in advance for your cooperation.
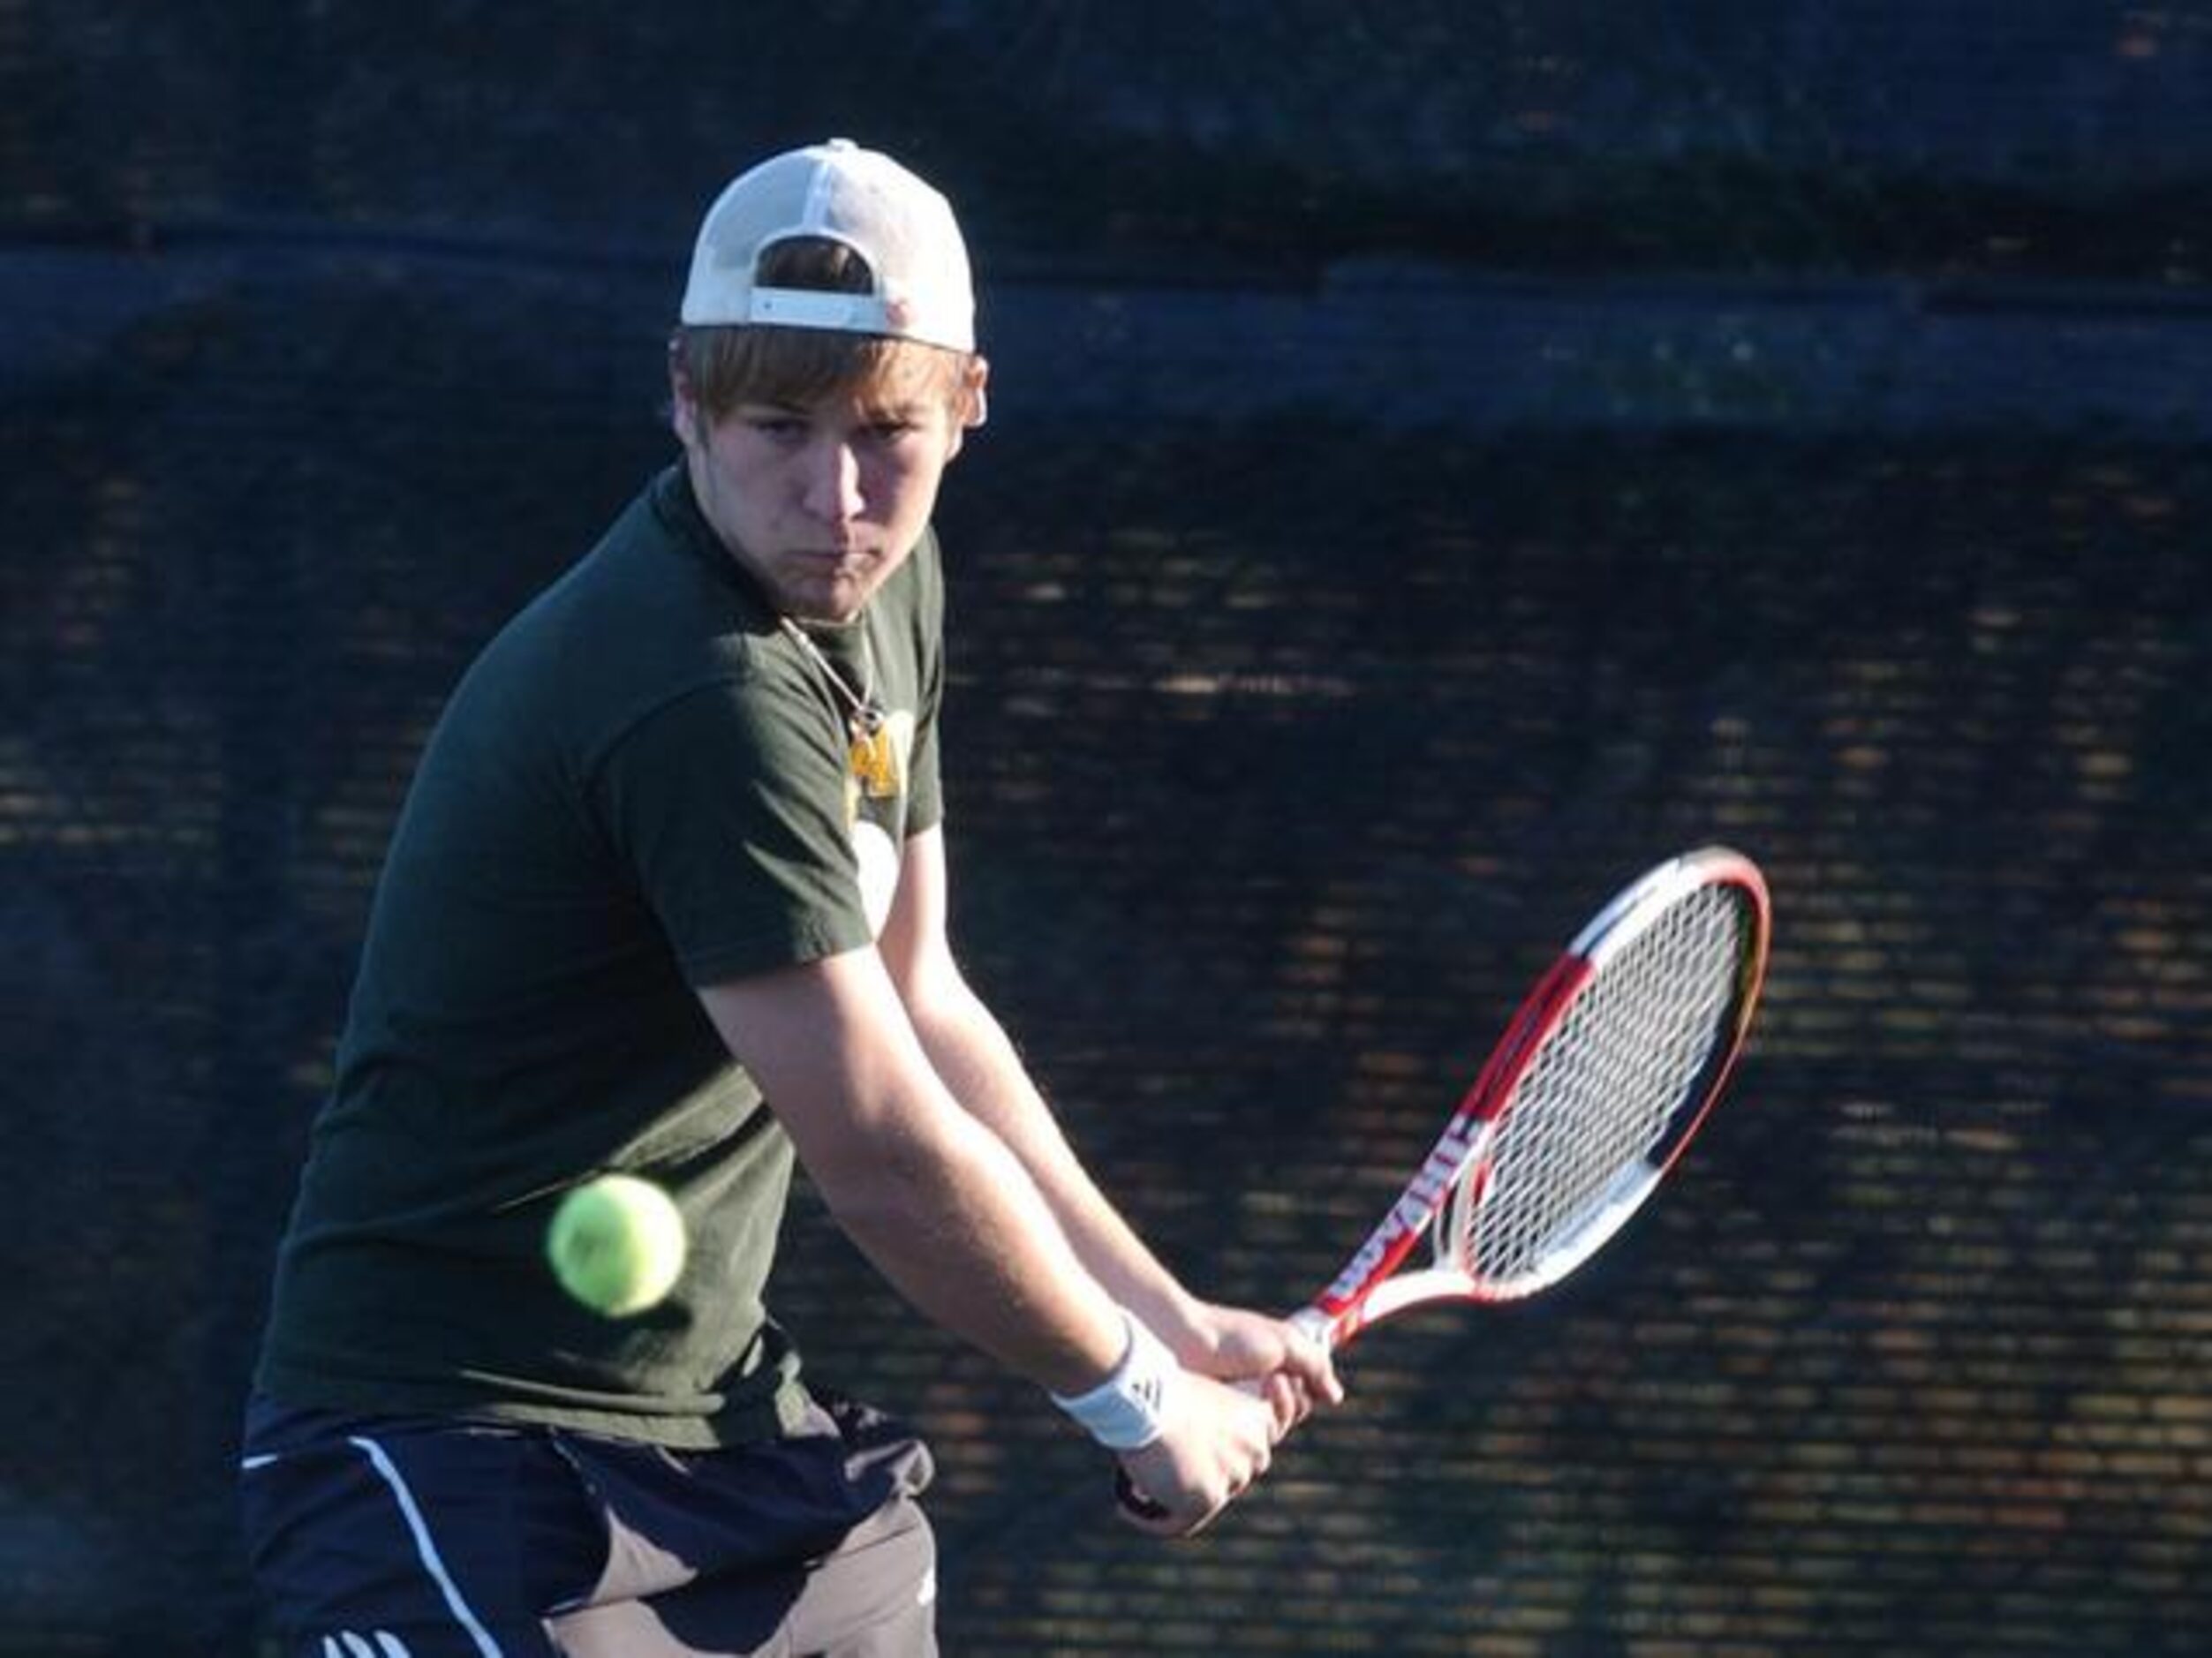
[731,406,809,442]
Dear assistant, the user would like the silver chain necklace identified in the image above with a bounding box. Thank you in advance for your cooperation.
[778,616,886,738]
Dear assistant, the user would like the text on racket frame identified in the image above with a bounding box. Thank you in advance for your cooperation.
[1321,1114,1484,1308]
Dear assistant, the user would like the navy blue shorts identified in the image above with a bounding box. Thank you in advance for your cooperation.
[238,1390,937,1657]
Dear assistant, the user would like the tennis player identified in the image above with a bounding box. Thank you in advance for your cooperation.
[237,139,1340,1655]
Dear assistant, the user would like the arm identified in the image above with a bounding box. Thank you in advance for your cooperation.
[875,827,1342,1405]
[696,944,1285,1534]
[698,947,1124,1393]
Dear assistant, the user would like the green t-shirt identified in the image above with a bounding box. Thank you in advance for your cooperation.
[254,465,944,1447]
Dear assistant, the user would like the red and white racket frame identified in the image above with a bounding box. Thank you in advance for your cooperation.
[1296,846,1771,1353]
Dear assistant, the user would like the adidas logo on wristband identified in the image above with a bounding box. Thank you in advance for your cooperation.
[1049,1309,1179,1450]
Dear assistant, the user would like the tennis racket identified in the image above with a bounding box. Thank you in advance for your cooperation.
[1278,845,1770,1358]
[1118,847,1769,1519]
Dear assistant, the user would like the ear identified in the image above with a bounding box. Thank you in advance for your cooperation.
[958,355,991,433]
[668,346,702,449]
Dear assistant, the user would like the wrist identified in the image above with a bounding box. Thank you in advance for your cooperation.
[1132,1285,1210,1364]
[1048,1308,1179,1450]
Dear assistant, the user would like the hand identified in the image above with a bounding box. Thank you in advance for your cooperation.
[1169,1300,1345,1436]
[1111,1303,1346,1537]
[1113,1369,1280,1539]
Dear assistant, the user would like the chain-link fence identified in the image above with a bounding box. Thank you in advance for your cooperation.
[6,4,2208,1651]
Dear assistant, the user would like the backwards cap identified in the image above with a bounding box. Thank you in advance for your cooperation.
[679,139,978,354]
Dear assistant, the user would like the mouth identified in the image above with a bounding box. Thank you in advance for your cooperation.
[780,550,878,614]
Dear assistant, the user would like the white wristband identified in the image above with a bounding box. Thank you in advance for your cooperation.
[1049,1309,1178,1450]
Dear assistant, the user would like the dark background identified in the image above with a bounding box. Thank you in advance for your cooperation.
[5,3,2208,1652]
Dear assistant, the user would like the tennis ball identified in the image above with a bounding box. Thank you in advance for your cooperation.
[547,1174,687,1317]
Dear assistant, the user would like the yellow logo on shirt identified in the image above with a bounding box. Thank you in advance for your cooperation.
[846,710,917,935]
[849,724,900,799]
[844,710,917,822]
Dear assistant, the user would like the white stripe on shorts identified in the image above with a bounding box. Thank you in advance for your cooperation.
[347,1435,506,1658]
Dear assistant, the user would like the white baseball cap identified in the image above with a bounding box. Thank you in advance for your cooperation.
[679,139,978,354]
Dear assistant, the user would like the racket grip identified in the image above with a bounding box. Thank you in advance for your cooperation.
[1233,1305,1337,1396]
[1114,1467,1171,1521]
[1288,1304,1337,1348]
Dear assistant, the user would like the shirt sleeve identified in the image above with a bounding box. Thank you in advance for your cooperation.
[593,669,875,986]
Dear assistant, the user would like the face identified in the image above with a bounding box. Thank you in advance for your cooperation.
[673,349,983,623]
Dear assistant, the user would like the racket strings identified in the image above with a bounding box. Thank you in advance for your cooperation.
[1447,885,1749,1292]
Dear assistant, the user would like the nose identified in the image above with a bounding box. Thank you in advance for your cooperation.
[800,438,864,524]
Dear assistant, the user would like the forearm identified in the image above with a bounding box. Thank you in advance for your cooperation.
[901,976,1343,1527]
[802,1067,1132,1395]
[698,954,1129,1396]
[902,975,1205,1349]
[841,828,1338,1525]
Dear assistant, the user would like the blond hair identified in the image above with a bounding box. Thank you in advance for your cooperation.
[669,237,978,423]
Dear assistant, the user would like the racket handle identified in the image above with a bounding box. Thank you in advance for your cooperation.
[1115,1467,1171,1521]
[1235,1305,1337,1393]
[1287,1303,1338,1353]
